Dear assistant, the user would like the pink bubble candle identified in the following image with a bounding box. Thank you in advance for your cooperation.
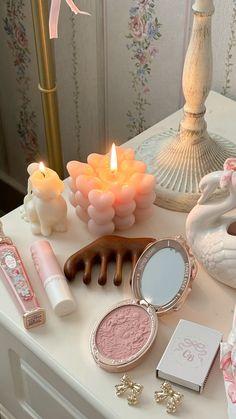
[67,144,156,236]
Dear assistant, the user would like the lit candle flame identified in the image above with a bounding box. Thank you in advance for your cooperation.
[39,162,46,177]
[110,143,117,173]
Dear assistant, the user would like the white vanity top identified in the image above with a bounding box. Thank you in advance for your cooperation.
[1,91,235,419]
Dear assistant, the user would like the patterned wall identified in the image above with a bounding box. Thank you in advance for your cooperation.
[0,0,236,190]
[105,0,191,144]
[0,0,44,189]
[213,0,236,97]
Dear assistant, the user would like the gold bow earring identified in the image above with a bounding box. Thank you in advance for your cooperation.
[154,381,183,413]
[115,374,143,406]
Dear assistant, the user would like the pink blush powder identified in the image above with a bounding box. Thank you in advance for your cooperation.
[95,304,152,361]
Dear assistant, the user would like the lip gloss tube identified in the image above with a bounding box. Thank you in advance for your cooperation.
[31,240,76,316]
[0,222,46,329]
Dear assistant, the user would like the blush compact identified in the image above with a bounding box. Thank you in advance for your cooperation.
[90,236,197,372]
[91,299,157,372]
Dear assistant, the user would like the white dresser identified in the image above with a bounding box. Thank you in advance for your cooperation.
[0,91,235,419]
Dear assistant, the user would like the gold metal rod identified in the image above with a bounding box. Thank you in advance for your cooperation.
[30,0,64,178]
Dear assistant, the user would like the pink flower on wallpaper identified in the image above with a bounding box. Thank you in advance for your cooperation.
[129,16,146,39]
[137,53,147,64]
[126,0,161,136]
[149,46,158,58]
[138,0,149,8]
[3,0,39,162]
[14,25,27,48]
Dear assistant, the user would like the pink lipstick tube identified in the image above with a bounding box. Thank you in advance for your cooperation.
[31,240,76,316]
[0,235,46,329]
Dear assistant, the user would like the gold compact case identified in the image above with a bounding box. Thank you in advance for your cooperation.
[90,236,197,372]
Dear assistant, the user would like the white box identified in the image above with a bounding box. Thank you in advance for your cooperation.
[156,319,222,392]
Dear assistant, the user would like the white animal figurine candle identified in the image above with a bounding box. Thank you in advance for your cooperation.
[186,158,236,289]
[23,162,67,237]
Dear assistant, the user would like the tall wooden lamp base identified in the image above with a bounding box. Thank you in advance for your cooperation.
[136,129,236,212]
[137,0,236,212]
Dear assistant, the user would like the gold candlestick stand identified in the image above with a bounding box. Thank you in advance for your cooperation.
[30,0,64,178]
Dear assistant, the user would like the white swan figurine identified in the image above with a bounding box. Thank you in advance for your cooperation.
[186,158,236,288]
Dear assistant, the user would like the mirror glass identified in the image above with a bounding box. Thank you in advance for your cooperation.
[141,247,185,306]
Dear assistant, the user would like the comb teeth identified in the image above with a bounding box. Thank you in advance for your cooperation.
[64,235,156,286]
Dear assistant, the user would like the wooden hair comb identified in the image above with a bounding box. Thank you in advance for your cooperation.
[64,235,156,286]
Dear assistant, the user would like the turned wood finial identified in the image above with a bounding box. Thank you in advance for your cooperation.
[193,0,214,14]
[136,0,236,212]
[180,0,214,140]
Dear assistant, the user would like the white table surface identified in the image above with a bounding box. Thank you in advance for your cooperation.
[1,91,236,419]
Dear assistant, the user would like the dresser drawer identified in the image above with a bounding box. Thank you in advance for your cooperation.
[0,322,105,419]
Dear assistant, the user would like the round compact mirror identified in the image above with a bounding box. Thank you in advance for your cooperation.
[132,237,197,315]
[90,236,197,372]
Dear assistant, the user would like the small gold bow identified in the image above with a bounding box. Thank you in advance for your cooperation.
[115,374,143,406]
[154,381,183,414]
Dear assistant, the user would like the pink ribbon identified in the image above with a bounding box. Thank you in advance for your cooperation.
[221,351,236,403]
[220,306,236,404]
[49,0,90,39]
[223,371,236,403]
[220,157,236,189]
[220,350,232,373]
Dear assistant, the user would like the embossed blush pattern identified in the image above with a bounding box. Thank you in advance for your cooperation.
[95,305,152,360]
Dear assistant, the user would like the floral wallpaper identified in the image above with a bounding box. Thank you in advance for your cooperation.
[70,12,81,158]
[3,0,39,163]
[126,0,161,137]
[222,0,236,96]
[1,0,236,190]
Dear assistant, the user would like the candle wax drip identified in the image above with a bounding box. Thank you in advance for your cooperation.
[98,169,127,186]
[95,152,127,185]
